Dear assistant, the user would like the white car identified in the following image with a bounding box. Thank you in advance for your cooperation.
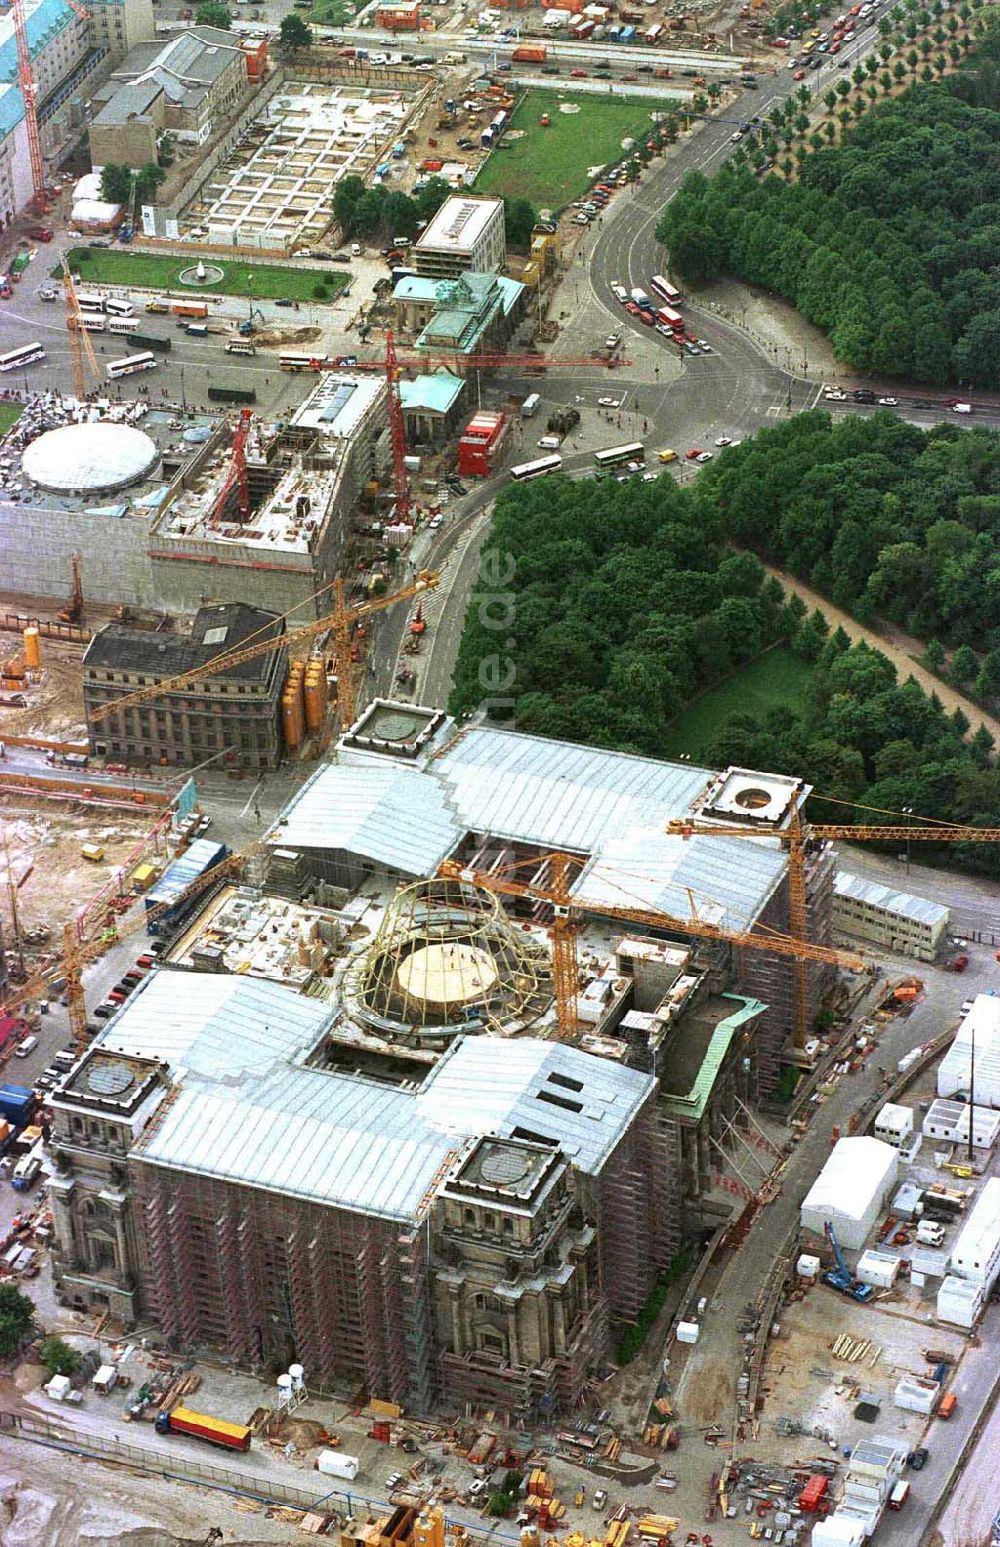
[952,402,973,414]
[877,396,899,406]
[574,214,591,225]
[696,451,714,463]
[698,339,714,352]
[610,282,628,303]
[824,389,848,401]
[715,435,733,447]
[598,395,621,407]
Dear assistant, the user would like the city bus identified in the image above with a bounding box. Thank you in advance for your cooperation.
[77,293,134,318]
[510,453,563,481]
[107,351,157,379]
[0,341,45,372]
[279,351,329,372]
[594,442,644,470]
[651,275,683,306]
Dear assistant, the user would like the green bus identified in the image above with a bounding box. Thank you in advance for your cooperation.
[131,332,172,354]
[208,385,257,404]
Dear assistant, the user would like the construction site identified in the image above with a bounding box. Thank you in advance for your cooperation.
[178,80,425,251]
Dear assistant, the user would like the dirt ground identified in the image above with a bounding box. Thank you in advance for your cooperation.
[1,805,152,962]
[758,1279,967,1463]
[0,637,87,742]
[0,1443,313,1546]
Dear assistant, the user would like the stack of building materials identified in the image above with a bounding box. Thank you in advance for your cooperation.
[800,1137,899,1250]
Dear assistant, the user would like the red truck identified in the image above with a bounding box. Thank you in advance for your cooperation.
[155,1406,251,1451]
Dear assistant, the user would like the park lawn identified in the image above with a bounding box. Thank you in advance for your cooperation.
[662,645,814,761]
[63,248,351,304]
[0,404,24,437]
[474,89,675,209]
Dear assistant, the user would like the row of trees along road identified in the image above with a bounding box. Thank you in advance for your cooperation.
[450,451,1000,877]
[656,20,1000,386]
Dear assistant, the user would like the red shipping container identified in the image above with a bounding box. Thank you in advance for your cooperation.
[800,1476,828,1513]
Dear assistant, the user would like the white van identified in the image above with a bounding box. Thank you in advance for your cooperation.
[916,1219,945,1247]
[14,1035,37,1058]
[521,392,541,418]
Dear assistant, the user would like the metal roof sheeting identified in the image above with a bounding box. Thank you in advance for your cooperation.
[271,762,459,876]
[140,1063,457,1220]
[417,1036,654,1174]
[101,970,331,1078]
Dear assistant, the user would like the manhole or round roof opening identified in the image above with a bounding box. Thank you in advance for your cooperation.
[86,1062,135,1096]
[734,787,772,810]
[480,1148,533,1185]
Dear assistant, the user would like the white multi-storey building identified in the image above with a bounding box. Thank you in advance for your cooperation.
[0,0,154,226]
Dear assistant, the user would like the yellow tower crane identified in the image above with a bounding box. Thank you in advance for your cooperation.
[437,852,863,1038]
[666,815,1000,1047]
[88,570,440,734]
[61,257,101,401]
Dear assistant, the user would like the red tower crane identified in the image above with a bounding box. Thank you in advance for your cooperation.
[211,407,254,526]
[11,0,47,213]
[372,332,633,530]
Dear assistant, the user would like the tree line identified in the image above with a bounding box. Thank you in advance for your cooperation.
[450,439,1000,876]
[657,43,1000,386]
[691,410,1000,657]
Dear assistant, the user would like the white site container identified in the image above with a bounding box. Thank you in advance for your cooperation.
[894,1374,940,1414]
[675,1321,700,1344]
[937,1273,983,1328]
[46,1374,72,1401]
[796,1253,820,1280]
[315,1450,360,1480]
[856,1250,899,1289]
[874,1102,914,1147]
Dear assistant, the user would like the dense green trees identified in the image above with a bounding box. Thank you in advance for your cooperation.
[0,1284,34,1356]
[332,174,452,241]
[195,1,232,26]
[701,632,1000,878]
[450,418,1000,876]
[656,45,1000,386]
[99,163,165,206]
[279,13,313,49]
[449,471,791,753]
[692,410,1000,652]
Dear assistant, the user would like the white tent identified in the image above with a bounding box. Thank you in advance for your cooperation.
[800,1136,899,1250]
[938,997,1000,1107]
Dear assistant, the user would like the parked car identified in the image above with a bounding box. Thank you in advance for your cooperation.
[908,1448,929,1471]
[715,436,733,446]
[686,447,706,460]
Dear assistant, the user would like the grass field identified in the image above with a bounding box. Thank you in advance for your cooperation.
[0,404,24,437]
[63,248,351,304]
[662,646,814,761]
[473,90,675,209]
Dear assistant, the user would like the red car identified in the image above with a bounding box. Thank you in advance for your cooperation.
[686,447,705,460]
[793,67,807,78]
[637,309,655,325]
[29,226,53,242]
[570,67,587,77]
[624,300,642,315]
[135,955,155,970]
[829,41,841,52]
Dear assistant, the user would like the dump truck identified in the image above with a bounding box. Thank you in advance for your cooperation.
[512,44,546,60]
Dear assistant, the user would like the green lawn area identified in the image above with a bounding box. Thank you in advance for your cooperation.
[662,646,814,761]
[63,248,351,304]
[0,403,24,437]
[307,0,356,23]
[474,89,675,209]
